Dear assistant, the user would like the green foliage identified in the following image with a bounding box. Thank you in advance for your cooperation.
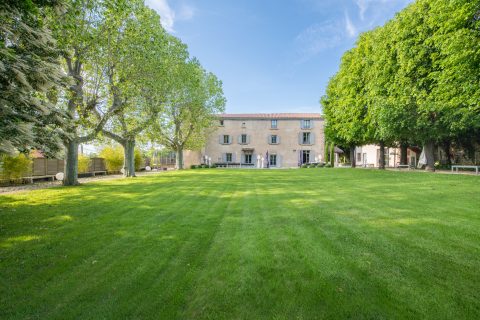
[0,1,66,155]
[0,153,32,181]
[321,0,480,150]
[191,165,197,169]
[99,146,123,172]
[77,155,91,174]
[134,149,143,171]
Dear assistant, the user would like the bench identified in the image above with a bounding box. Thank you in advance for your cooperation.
[451,165,479,175]
[25,175,56,183]
[397,164,412,170]
[92,171,107,176]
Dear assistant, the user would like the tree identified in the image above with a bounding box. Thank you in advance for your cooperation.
[0,0,67,155]
[153,60,226,169]
[101,4,188,177]
[52,0,126,185]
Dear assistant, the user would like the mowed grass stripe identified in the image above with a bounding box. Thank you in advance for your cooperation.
[0,169,479,319]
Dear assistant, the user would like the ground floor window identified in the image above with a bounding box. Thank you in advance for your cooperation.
[270,154,277,167]
[356,152,362,163]
[244,154,252,164]
[302,150,310,164]
[226,153,232,162]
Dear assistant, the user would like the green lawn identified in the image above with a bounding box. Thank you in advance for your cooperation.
[1,169,479,319]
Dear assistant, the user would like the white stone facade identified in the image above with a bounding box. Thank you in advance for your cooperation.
[202,113,325,168]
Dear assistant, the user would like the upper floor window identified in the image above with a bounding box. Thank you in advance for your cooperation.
[221,135,231,144]
[302,132,311,144]
[301,119,312,129]
[242,122,246,128]
[241,134,247,144]
[269,135,279,144]
[219,120,224,126]
[271,119,278,129]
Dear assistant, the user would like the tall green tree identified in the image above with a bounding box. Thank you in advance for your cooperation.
[53,0,126,185]
[153,60,226,169]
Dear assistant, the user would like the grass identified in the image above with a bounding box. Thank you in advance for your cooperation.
[0,169,479,319]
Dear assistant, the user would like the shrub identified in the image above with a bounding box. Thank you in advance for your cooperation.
[211,164,217,168]
[301,164,308,168]
[191,165,197,169]
[99,146,123,172]
[134,149,143,171]
[325,163,332,168]
[78,154,91,173]
[0,153,32,182]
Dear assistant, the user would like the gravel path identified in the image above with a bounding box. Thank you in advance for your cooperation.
[0,171,167,195]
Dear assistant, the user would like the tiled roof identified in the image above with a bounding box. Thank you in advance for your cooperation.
[218,113,323,120]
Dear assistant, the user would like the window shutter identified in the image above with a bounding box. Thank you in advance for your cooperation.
[277,155,282,168]
[277,136,280,144]
[238,135,242,144]
[298,132,302,145]
[252,153,256,167]
[247,135,250,144]
[241,153,245,164]
[300,120,304,129]
[268,135,271,144]
[219,135,223,144]
[228,135,232,144]
[310,133,315,145]
[222,153,226,162]
[232,153,236,162]
[310,120,314,129]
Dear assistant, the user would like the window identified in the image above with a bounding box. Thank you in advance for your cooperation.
[244,154,252,164]
[302,132,311,144]
[270,154,277,167]
[356,152,362,162]
[223,135,230,144]
[219,120,224,126]
[271,119,278,129]
[302,150,311,164]
[270,135,278,144]
[302,119,312,129]
[226,153,232,162]
[241,134,247,144]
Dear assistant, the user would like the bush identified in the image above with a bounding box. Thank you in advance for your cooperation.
[0,153,32,182]
[78,154,91,173]
[325,163,332,168]
[99,146,123,172]
[301,164,308,168]
[191,165,197,169]
[211,164,217,168]
[134,149,143,171]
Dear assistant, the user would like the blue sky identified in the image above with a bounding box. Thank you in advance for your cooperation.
[145,0,413,114]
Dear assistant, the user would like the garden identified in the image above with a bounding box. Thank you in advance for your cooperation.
[1,169,479,319]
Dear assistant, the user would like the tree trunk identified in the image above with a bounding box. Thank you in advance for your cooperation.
[330,143,335,167]
[442,140,452,166]
[123,139,136,177]
[176,147,184,170]
[424,141,436,172]
[64,139,79,186]
[400,143,408,165]
[350,145,356,168]
[378,141,385,169]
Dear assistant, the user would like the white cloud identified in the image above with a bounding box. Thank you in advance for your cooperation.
[145,0,195,32]
[344,12,357,37]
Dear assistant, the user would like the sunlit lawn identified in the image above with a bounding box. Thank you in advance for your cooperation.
[1,169,479,319]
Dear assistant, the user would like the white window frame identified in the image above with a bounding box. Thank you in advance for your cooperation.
[302,132,311,144]
[271,119,278,129]
[244,154,252,164]
[226,153,232,162]
[224,135,229,144]
[241,134,247,144]
[270,135,278,144]
[302,119,312,129]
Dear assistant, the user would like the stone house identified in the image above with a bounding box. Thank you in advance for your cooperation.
[199,113,325,168]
